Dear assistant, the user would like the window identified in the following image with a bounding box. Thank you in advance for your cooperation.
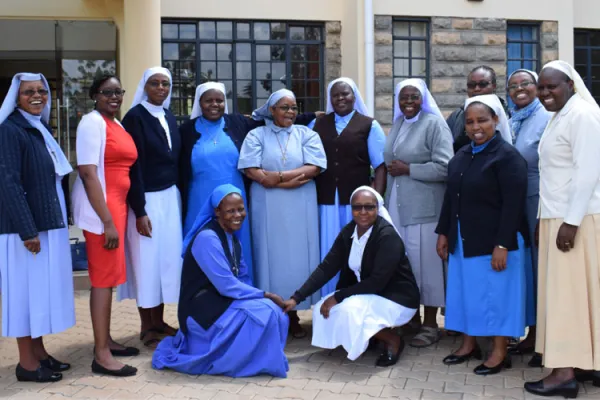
[507,23,541,76]
[161,20,324,119]
[575,30,600,105]
[392,18,430,87]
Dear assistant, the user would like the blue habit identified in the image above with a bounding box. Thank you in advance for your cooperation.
[152,228,289,378]
[183,116,253,281]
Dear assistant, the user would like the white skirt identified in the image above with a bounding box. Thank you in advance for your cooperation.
[117,185,183,308]
[311,293,417,360]
[0,176,75,338]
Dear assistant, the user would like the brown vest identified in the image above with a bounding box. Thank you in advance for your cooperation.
[314,112,373,205]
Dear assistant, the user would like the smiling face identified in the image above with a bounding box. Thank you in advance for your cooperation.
[270,96,297,127]
[351,190,379,232]
[537,68,574,112]
[17,80,48,116]
[330,82,355,117]
[399,85,423,119]
[508,71,538,109]
[200,89,226,121]
[94,77,123,118]
[215,193,246,233]
[145,73,171,106]
[467,68,496,98]
[464,102,499,146]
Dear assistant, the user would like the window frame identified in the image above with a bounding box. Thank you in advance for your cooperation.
[574,29,600,104]
[391,17,431,86]
[506,21,542,75]
[161,19,325,119]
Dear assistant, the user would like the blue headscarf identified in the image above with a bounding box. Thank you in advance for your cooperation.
[508,68,541,138]
[251,89,296,121]
[181,184,243,256]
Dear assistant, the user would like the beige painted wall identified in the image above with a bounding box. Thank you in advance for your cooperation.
[574,0,600,29]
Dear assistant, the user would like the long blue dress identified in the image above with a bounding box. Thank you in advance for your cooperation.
[511,101,551,327]
[183,117,253,280]
[445,140,530,338]
[308,110,386,296]
[152,228,289,378]
[238,123,327,310]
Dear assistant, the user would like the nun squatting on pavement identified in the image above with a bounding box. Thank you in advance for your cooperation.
[1,60,600,400]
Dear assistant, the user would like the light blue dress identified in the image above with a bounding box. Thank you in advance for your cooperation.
[308,110,386,296]
[445,141,530,338]
[238,123,327,310]
[152,229,289,378]
[183,117,253,281]
[510,102,551,327]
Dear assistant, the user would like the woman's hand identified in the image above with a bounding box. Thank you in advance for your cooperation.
[23,236,41,254]
[277,174,310,189]
[387,160,410,177]
[103,220,119,250]
[320,296,338,319]
[282,298,298,313]
[556,223,578,252]
[436,234,449,261]
[265,292,285,308]
[260,170,280,188]
[491,246,508,271]
[136,216,152,238]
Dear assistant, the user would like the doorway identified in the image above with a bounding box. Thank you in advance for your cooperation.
[0,20,117,161]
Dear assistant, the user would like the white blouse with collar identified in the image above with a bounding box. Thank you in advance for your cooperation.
[348,225,373,282]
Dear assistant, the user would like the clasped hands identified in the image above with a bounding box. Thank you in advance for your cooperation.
[259,170,309,188]
[265,292,339,319]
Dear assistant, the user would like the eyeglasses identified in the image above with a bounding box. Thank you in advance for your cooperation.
[351,204,377,212]
[467,80,492,89]
[148,81,171,88]
[98,89,126,98]
[507,81,535,92]
[275,105,299,113]
[399,94,421,102]
[20,89,49,97]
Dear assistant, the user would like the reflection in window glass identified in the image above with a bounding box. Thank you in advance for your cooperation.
[163,43,178,60]
[254,23,270,40]
[217,21,233,39]
[179,25,196,39]
[199,21,216,39]
[392,19,430,85]
[271,23,286,40]
[290,27,304,40]
[574,29,600,104]
[237,23,250,39]
[162,24,178,39]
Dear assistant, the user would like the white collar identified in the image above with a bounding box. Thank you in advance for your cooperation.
[351,225,373,241]
[142,100,165,118]
[404,111,422,124]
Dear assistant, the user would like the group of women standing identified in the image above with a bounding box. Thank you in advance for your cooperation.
[1,58,599,397]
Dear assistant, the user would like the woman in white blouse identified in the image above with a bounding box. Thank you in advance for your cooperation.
[524,61,600,398]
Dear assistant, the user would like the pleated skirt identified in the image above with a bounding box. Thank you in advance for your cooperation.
[536,215,600,370]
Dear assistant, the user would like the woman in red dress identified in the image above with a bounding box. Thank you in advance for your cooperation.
[72,75,139,377]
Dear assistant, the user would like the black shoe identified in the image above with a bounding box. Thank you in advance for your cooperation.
[528,353,544,368]
[508,341,535,355]
[91,359,137,377]
[443,347,483,365]
[94,346,140,357]
[16,364,62,383]
[473,356,512,375]
[367,338,379,351]
[376,338,405,367]
[524,378,579,398]
[574,368,600,387]
[40,355,71,372]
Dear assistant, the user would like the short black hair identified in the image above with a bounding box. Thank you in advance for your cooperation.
[469,65,497,85]
[466,101,497,117]
[89,74,120,100]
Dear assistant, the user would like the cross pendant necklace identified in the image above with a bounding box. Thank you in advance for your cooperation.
[275,133,292,165]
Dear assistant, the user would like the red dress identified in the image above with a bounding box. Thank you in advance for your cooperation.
[84,116,138,288]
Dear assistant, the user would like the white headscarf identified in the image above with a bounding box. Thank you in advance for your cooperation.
[326,77,370,116]
[464,94,513,144]
[0,72,72,176]
[350,185,399,235]
[190,82,229,119]
[393,78,444,123]
[541,60,599,108]
[251,89,296,121]
[131,66,172,109]
[507,68,539,83]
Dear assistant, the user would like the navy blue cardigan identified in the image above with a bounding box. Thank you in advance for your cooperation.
[0,111,67,240]
[178,112,315,221]
[123,104,181,218]
[436,136,529,257]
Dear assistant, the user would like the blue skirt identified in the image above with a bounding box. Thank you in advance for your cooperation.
[152,298,289,378]
[445,225,533,337]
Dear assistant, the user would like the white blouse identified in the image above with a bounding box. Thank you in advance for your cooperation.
[348,225,373,282]
[538,94,600,226]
